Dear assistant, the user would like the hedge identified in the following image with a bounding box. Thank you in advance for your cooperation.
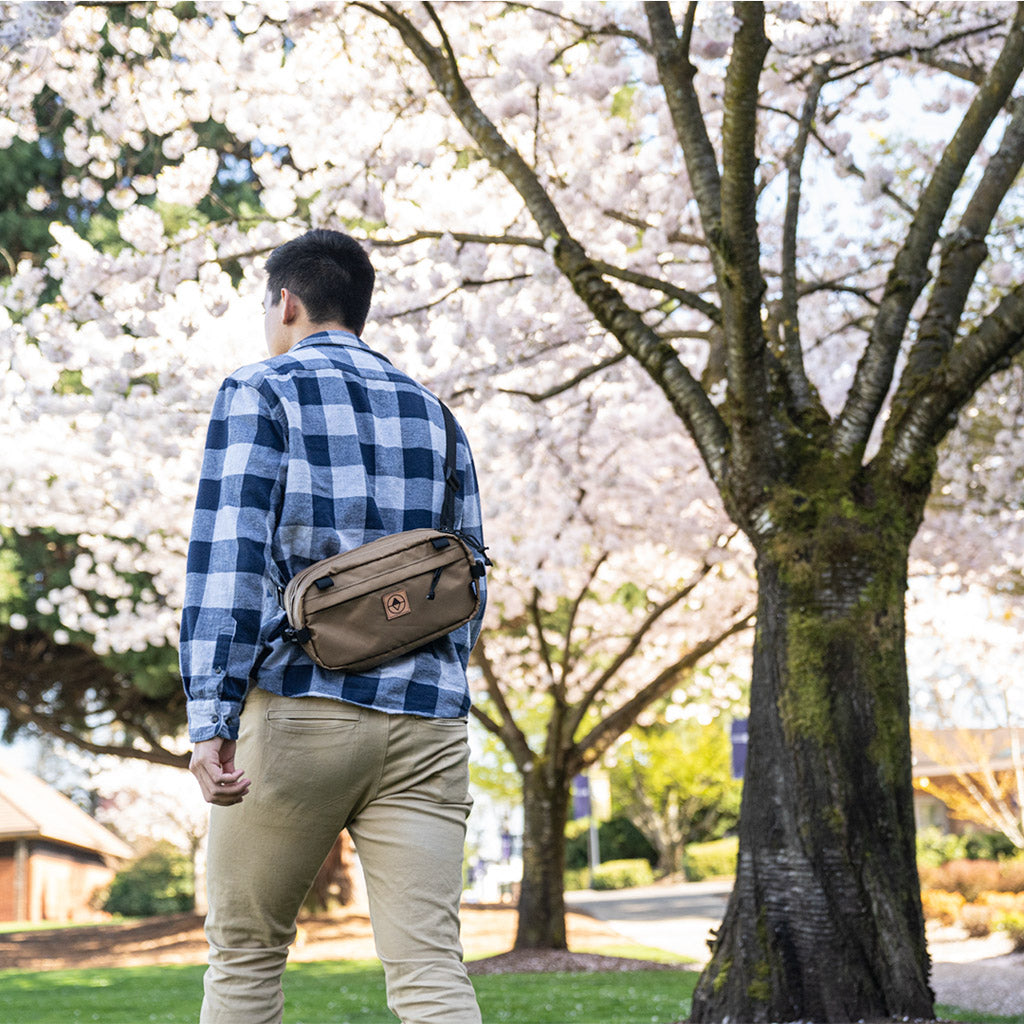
[590,859,656,891]
[684,836,738,881]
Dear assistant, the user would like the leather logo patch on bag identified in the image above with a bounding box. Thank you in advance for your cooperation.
[383,589,411,620]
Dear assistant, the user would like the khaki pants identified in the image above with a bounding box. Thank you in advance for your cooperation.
[201,687,481,1024]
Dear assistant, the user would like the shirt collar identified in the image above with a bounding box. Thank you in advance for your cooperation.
[296,330,396,364]
[295,329,366,352]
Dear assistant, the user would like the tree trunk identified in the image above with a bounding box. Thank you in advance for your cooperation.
[515,764,570,949]
[692,509,934,1021]
[302,832,354,914]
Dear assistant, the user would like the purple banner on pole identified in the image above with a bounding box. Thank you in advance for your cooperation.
[572,774,591,819]
[731,718,749,780]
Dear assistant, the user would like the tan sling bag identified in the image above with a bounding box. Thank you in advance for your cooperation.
[276,402,488,673]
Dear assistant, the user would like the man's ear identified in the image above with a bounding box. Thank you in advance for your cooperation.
[279,288,302,324]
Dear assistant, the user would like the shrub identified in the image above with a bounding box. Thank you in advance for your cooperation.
[916,828,1020,867]
[995,910,1024,952]
[590,858,655,891]
[917,827,968,868]
[963,833,1019,861]
[564,818,657,870]
[996,856,1024,892]
[959,903,994,938]
[684,837,738,882]
[977,891,1024,914]
[919,859,1004,901]
[920,856,1024,899]
[920,889,965,926]
[564,868,588,891]
[103,841,194,918]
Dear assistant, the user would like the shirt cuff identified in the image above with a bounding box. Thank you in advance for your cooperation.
[187,697,244,742]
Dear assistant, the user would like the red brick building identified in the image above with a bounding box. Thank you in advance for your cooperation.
[0,761,133,923]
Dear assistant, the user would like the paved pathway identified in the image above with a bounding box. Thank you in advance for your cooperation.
[566,879,730,965]
[566,880,1024,1017]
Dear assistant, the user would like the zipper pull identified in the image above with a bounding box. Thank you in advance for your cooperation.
[427,565,445,600]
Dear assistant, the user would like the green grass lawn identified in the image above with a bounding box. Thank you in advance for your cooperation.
[0,960,694,1023]
[0,960,1019,1024]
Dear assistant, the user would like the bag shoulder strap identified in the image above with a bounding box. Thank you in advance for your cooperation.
[439,401,459,534]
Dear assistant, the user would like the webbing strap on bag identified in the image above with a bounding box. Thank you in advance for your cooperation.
[439,400,458,534]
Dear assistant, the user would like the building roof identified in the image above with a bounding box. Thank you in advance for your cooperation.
[912,726,1021,778]
[0,759,134,861]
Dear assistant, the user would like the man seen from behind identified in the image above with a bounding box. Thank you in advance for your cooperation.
[180,229,486,1024]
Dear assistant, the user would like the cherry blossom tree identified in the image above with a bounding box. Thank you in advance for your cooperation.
[4,2,1024,1019]
[472,495,753,946]
[457,360,755,948]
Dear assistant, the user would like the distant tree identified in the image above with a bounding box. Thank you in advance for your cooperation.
[301,833,356,914]
[472,537,752,949]
[610,715,742,875]
[0,528,187,766]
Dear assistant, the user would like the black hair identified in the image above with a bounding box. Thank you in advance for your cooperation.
[265,229,375,334]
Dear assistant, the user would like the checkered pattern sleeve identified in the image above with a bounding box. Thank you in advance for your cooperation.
[180,378,285,741]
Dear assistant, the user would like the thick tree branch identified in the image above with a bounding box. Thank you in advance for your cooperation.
[565,557,719,743]
[469,642,534,769]
[363,0,731,492]
[393,273,532,317]
[821,19,1008,86]
[512,1,652,54]
[602,208,708,251]
[779,64,829,418]
[592,260,721,323]
[797,275,885,306]
[498,352,628,403]
[4,699,188,768]
[559,553,610,694]
[644,2,723,246]
[716,2,775,471]
[647,1,778,501]
[890,96,1024,430]
[379,227,722,324]
[529,587,557,691]
[833,6,1024,461]
[374,229,545,250]
[888,284,1024,477]
[569,606,755,775]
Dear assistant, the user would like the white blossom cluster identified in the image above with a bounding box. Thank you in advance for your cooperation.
[0,1,70,49]
[0,1,1020,700]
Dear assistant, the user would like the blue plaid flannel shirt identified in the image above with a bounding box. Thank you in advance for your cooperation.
[179,331,487,742]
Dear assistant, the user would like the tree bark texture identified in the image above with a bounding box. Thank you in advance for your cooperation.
[515,764,571,950]
[692,496,933,1021]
